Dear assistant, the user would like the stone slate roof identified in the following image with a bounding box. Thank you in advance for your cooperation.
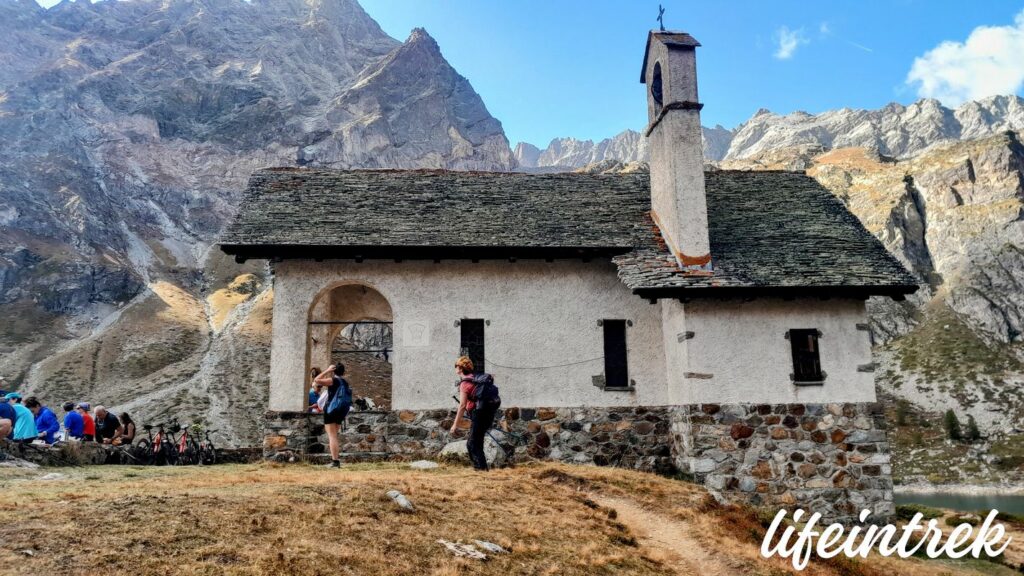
[640,30,701,82]
[221,168,650,250]
[220,168,918,298]
[614,170,918,297]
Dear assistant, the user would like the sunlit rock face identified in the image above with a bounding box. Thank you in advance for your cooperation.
[725,96,1024,160]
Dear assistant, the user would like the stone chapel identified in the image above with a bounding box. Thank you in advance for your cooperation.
[220,29,918,521]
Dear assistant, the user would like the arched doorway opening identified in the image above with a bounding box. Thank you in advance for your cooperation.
[306,283,393,410]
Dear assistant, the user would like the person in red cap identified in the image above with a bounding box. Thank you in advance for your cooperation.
[77,403,96,441]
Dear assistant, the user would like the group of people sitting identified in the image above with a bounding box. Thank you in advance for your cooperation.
[0,389,136,446]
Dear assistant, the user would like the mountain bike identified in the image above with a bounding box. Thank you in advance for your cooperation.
[171,419,198,465]
[136,422,177,466]
[189,423,218,465]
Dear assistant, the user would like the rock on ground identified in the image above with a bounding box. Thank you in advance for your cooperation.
[439,437,508,469]
[409,460,439,470]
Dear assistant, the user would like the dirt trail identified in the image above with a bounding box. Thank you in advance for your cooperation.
[592,495,734,576]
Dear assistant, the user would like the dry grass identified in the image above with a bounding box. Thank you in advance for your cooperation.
[0,463,1017,576]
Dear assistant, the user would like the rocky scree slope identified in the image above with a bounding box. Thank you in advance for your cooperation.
[0,0,513,446]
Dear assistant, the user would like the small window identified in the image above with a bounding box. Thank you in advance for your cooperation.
[651,62,664,112]
[789,329,824,384]
[460,319,485,374]
[603,320,629,389]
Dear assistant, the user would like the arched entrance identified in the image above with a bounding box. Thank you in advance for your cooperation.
[306,283,393,409]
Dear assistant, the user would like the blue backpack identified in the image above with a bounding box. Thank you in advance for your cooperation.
[326,378,353,415]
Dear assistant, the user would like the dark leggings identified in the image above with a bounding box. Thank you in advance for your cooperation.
[467,404,498,471]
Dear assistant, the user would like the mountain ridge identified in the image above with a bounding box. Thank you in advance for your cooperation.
[515,95,1024,169]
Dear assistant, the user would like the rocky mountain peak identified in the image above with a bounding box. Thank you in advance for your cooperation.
[514,125,734,169]
[385,26,448,70]
[1,0,42,17]
[406,26,436,45]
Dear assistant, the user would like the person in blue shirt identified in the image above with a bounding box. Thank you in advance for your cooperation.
[26,397,59,444]
[308,367,324,413]
[0,389,15,439]
[62,402,85,440]
[4,393,37,442]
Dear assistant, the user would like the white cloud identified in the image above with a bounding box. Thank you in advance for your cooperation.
[907,9,1024,105]
[774,26,808,60]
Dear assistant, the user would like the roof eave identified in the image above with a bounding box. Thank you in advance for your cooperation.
[632,283,920,301]
[218,243,635,263]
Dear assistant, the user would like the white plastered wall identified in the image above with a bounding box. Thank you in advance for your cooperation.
[669,299,876,404]
[268,260,668,411]
[269,260,879,411]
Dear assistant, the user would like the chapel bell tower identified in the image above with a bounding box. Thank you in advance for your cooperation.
[641,31,712,271]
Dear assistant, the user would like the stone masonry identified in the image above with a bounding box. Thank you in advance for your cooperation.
[672,402,893,523]
[264,402,892,522]
[263,406,675,473]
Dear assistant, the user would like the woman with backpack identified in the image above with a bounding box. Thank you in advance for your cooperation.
[450,356,500,472]
[313,362,352,468]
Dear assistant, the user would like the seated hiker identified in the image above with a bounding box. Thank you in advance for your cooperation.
[0,389,15,440]
[25,397,59,444]
[5,393,38,442]
[308,367,323,413]
[115,412,136,445]
[93,406,123,444]
[449,356,501,472]
[313,362,353,468]
[62,402,85,440]
[77,403,96,442]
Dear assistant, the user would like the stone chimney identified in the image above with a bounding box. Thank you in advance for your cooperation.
[641,31,711,271]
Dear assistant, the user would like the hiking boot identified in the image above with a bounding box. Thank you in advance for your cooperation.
[325,459,341,468]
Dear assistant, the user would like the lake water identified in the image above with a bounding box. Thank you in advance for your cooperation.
[895,492,1024,515]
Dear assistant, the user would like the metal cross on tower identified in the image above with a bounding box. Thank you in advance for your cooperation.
[657,4,665,31]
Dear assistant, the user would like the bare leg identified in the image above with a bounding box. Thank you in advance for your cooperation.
[0,419,11,439]
[325,422,340,461]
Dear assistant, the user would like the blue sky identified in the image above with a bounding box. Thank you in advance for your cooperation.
[35,1,1024,147]
[360,1,1024,146]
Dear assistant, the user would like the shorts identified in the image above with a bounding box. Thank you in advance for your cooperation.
[323,405,350,425]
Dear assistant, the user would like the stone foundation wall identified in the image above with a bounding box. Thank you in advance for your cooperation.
[672,402,893,523]
[0,438,108,466]
[263,402,893,522]
[263,406,675,472]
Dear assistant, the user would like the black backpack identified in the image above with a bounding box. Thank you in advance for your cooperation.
[471,373,501,408]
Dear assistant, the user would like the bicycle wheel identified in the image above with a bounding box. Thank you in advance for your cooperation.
[135,440,156,466]
[160,439,178,466]
[185,438,201,465]
[200,440,217,465]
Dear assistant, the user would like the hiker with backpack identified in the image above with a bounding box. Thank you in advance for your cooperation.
[313,362,353,468]
[450,356,501,471]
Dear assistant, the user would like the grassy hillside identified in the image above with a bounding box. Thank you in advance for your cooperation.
[0,462,1021,575]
